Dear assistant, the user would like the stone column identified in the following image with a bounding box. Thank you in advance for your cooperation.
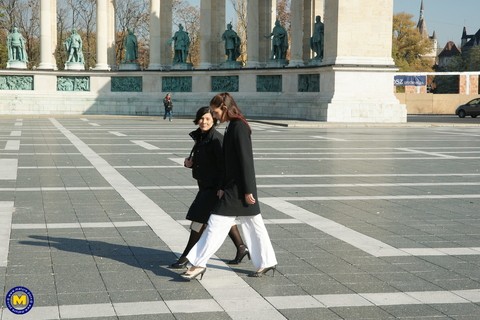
[107,0,116,69]
[314,0,325,17]
[37,0,55,70]
[94,0,109,70]
[322,0,406,122]
[289,0,304,66]
[160,0,173,66]
[148,0,161,70]
[51,0,57,69]
[259,0,274,63]
[302,0,313,61]
[246,0,260,67]
[199,0,213,68]
[323,0,394,66]
[213,0,225,65]
[246,0,273,66]
[199,0,225,68]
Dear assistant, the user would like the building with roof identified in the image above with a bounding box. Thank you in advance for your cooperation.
[461,27,480,53]
[437,41,462,69]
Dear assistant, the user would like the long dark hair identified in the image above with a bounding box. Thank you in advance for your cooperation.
[209,92,250,132]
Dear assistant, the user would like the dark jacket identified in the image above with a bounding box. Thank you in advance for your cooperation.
[189,127,224,189]
[163,97,173,110]
[213,119,260,216]
[185,127,224,223]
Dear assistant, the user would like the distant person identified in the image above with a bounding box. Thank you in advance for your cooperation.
[163,93,173,121]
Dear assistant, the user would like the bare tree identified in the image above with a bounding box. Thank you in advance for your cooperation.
[56,3,70,68]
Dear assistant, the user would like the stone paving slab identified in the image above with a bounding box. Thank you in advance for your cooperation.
[1,116,480,319]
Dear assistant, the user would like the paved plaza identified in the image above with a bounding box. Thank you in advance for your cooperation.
[1,115,480,319]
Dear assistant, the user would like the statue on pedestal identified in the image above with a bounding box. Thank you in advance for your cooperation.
[64,29,85,70]
[7,27,28,63]
[168,24,190,64]
[222,23,241,62]
[267,20,288,60]
[119,28,140,70]
[6,27,28,69]
[310,15,324,61]
[123,28,138,63]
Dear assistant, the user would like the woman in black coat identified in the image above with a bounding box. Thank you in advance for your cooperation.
[169,107,249,269]
[182,94,277,280]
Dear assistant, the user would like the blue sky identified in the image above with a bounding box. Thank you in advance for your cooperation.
[394,0,480,49]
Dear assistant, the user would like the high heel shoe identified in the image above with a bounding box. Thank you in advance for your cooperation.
[227,245,250,264]
[248,266,276,278]
[168,257,188,269]
[181,267,206,280]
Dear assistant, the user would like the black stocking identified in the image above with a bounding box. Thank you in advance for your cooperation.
[178,225,206,262]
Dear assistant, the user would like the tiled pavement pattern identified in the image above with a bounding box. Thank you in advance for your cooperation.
[1,116,480,319]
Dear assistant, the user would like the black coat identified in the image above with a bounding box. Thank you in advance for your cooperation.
[213,119,260,217]
[185,127,224,224]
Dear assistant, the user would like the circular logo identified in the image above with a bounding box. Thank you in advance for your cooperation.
[5,286,34,314]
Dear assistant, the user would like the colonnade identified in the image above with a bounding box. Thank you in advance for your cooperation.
[36,0,325,70]
[29,0,406,122]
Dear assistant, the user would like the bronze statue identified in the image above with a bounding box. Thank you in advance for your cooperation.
[124,28,138,63]
[7,27,28,62]
[169,24,190,64]
[310,15,324,60]
[222,23,241,61]
[64,29,84,63]
[267,20,288,60]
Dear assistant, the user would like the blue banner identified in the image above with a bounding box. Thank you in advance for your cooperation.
[394,75,427,86]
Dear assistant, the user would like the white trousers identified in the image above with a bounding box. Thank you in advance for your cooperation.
[186,214,277,269]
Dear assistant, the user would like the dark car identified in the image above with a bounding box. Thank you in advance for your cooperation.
[455,98,480,118]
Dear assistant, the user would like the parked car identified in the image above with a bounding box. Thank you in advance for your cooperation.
[455,98,480,118]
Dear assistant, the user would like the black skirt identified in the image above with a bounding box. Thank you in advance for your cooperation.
[186,188,218,224]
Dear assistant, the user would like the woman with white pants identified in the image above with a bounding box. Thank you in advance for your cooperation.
[182,93,277,280]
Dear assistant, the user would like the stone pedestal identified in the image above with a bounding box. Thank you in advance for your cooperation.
[171,63,193,70]
[6,61,27,69]
[65,62,85,71]
[322,0,406,122]
[308,59,323,66]
[119,63,141,71]
[266,59,288,68]
[219,61,242,69]
[322,66,406,122]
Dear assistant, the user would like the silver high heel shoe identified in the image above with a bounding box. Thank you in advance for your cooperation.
[181,267,206,280]
[248,265,276,277]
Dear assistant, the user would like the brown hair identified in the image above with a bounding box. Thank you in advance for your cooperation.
[209,92,250,132]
